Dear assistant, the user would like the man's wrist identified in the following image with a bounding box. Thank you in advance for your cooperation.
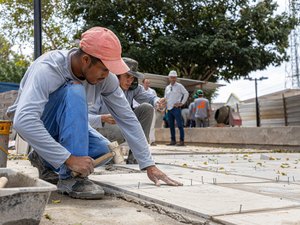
[142,165,156,171]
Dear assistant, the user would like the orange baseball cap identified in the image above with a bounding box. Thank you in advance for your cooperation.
[80,27,129,74]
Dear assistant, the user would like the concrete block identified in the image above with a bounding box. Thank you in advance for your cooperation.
[214,208,300,225]
[90,172,300,218]
[155,127,300,147]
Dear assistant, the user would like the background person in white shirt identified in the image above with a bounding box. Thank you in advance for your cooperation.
[164,70,189,146]
[142,78,158,146]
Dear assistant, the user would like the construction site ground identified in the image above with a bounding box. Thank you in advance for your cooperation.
[6,144,300,225]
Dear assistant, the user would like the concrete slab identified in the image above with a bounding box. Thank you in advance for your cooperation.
[107,164,268,184]
[221,182,300,201]
[152,153,300,182]
[90,171,300,218]
[150,145,271,155]
[155,127,300,147]
[214,207,300,225]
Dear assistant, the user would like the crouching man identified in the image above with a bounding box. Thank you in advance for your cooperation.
[7,27,182,200]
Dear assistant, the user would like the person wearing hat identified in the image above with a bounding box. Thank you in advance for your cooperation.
[164,70,189,146]
[188,93,199,128]
[194,89,211,127]
[7,27,182,200]
[89,57,166,163]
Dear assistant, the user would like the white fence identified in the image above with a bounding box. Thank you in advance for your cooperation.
[238,94,300,127]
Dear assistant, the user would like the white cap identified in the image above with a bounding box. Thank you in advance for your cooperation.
[168,70,177,77]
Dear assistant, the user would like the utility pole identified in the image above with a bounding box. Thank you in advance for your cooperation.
[245,76,268,127]
[34,0,42,60]
[286,0,300,88]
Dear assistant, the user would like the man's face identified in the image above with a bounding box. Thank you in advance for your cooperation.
[81,57,110,85]
[119,73,134,90]
[143,79,151,89]
[169,76,177,84]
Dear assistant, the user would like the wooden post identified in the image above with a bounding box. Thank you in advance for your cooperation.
[282,94,288,126]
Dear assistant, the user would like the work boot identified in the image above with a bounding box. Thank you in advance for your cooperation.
[28,150,59,185]
[167,141,176,146]
[176,141,185,146]
[126,150,138,164]
[57,177,105,199]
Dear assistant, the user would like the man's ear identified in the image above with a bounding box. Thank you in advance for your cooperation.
[81,54,91,66]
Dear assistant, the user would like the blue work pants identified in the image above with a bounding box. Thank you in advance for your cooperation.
[168,108,184,142]
[41,82,110,179]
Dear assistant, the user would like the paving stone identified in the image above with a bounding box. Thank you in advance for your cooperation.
[220,182,300,201]
[90,172,300,218]
[214,207,300,225]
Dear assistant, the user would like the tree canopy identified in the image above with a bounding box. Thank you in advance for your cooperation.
[0,34,29,83]
[0,0,297,84]
[0,0,79,54]
[66,0,297,82]
[0,0,79,82]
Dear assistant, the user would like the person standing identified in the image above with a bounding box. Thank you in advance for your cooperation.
[194,89,211,127]
[164,70,189,146]
[188,94,198,128]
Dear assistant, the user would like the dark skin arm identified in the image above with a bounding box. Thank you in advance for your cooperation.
[146,165,183,186]
[65,155,94,177]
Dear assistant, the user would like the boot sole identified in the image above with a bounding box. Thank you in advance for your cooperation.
[58,189,105,200]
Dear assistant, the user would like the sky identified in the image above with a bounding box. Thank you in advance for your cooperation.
[212,0,292,103]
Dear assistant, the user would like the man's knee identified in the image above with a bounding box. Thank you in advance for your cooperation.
[63,83,86,104]
[135,103,154,118]
[138,103,153,111]
[65,82,85,95]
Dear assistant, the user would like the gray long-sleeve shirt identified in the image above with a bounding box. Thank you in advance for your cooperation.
[89,84,160,128]
[7,49,155,170]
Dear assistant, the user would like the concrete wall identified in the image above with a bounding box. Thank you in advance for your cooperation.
[0,90,18,119]
[155,127,300,148]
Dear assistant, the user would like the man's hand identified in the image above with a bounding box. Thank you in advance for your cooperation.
[173,102,183,108]
[146,165,183,186]
[101,114,116,124]
[156,98,167,111]
[65,155,94,177]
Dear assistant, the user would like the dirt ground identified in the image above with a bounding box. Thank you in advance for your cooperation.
[41,192,186,225]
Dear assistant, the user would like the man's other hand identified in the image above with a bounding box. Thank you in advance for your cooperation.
[173,102,183,108]
[156,98,167,112]
[101,114,116,124]
[146,165,183,186]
